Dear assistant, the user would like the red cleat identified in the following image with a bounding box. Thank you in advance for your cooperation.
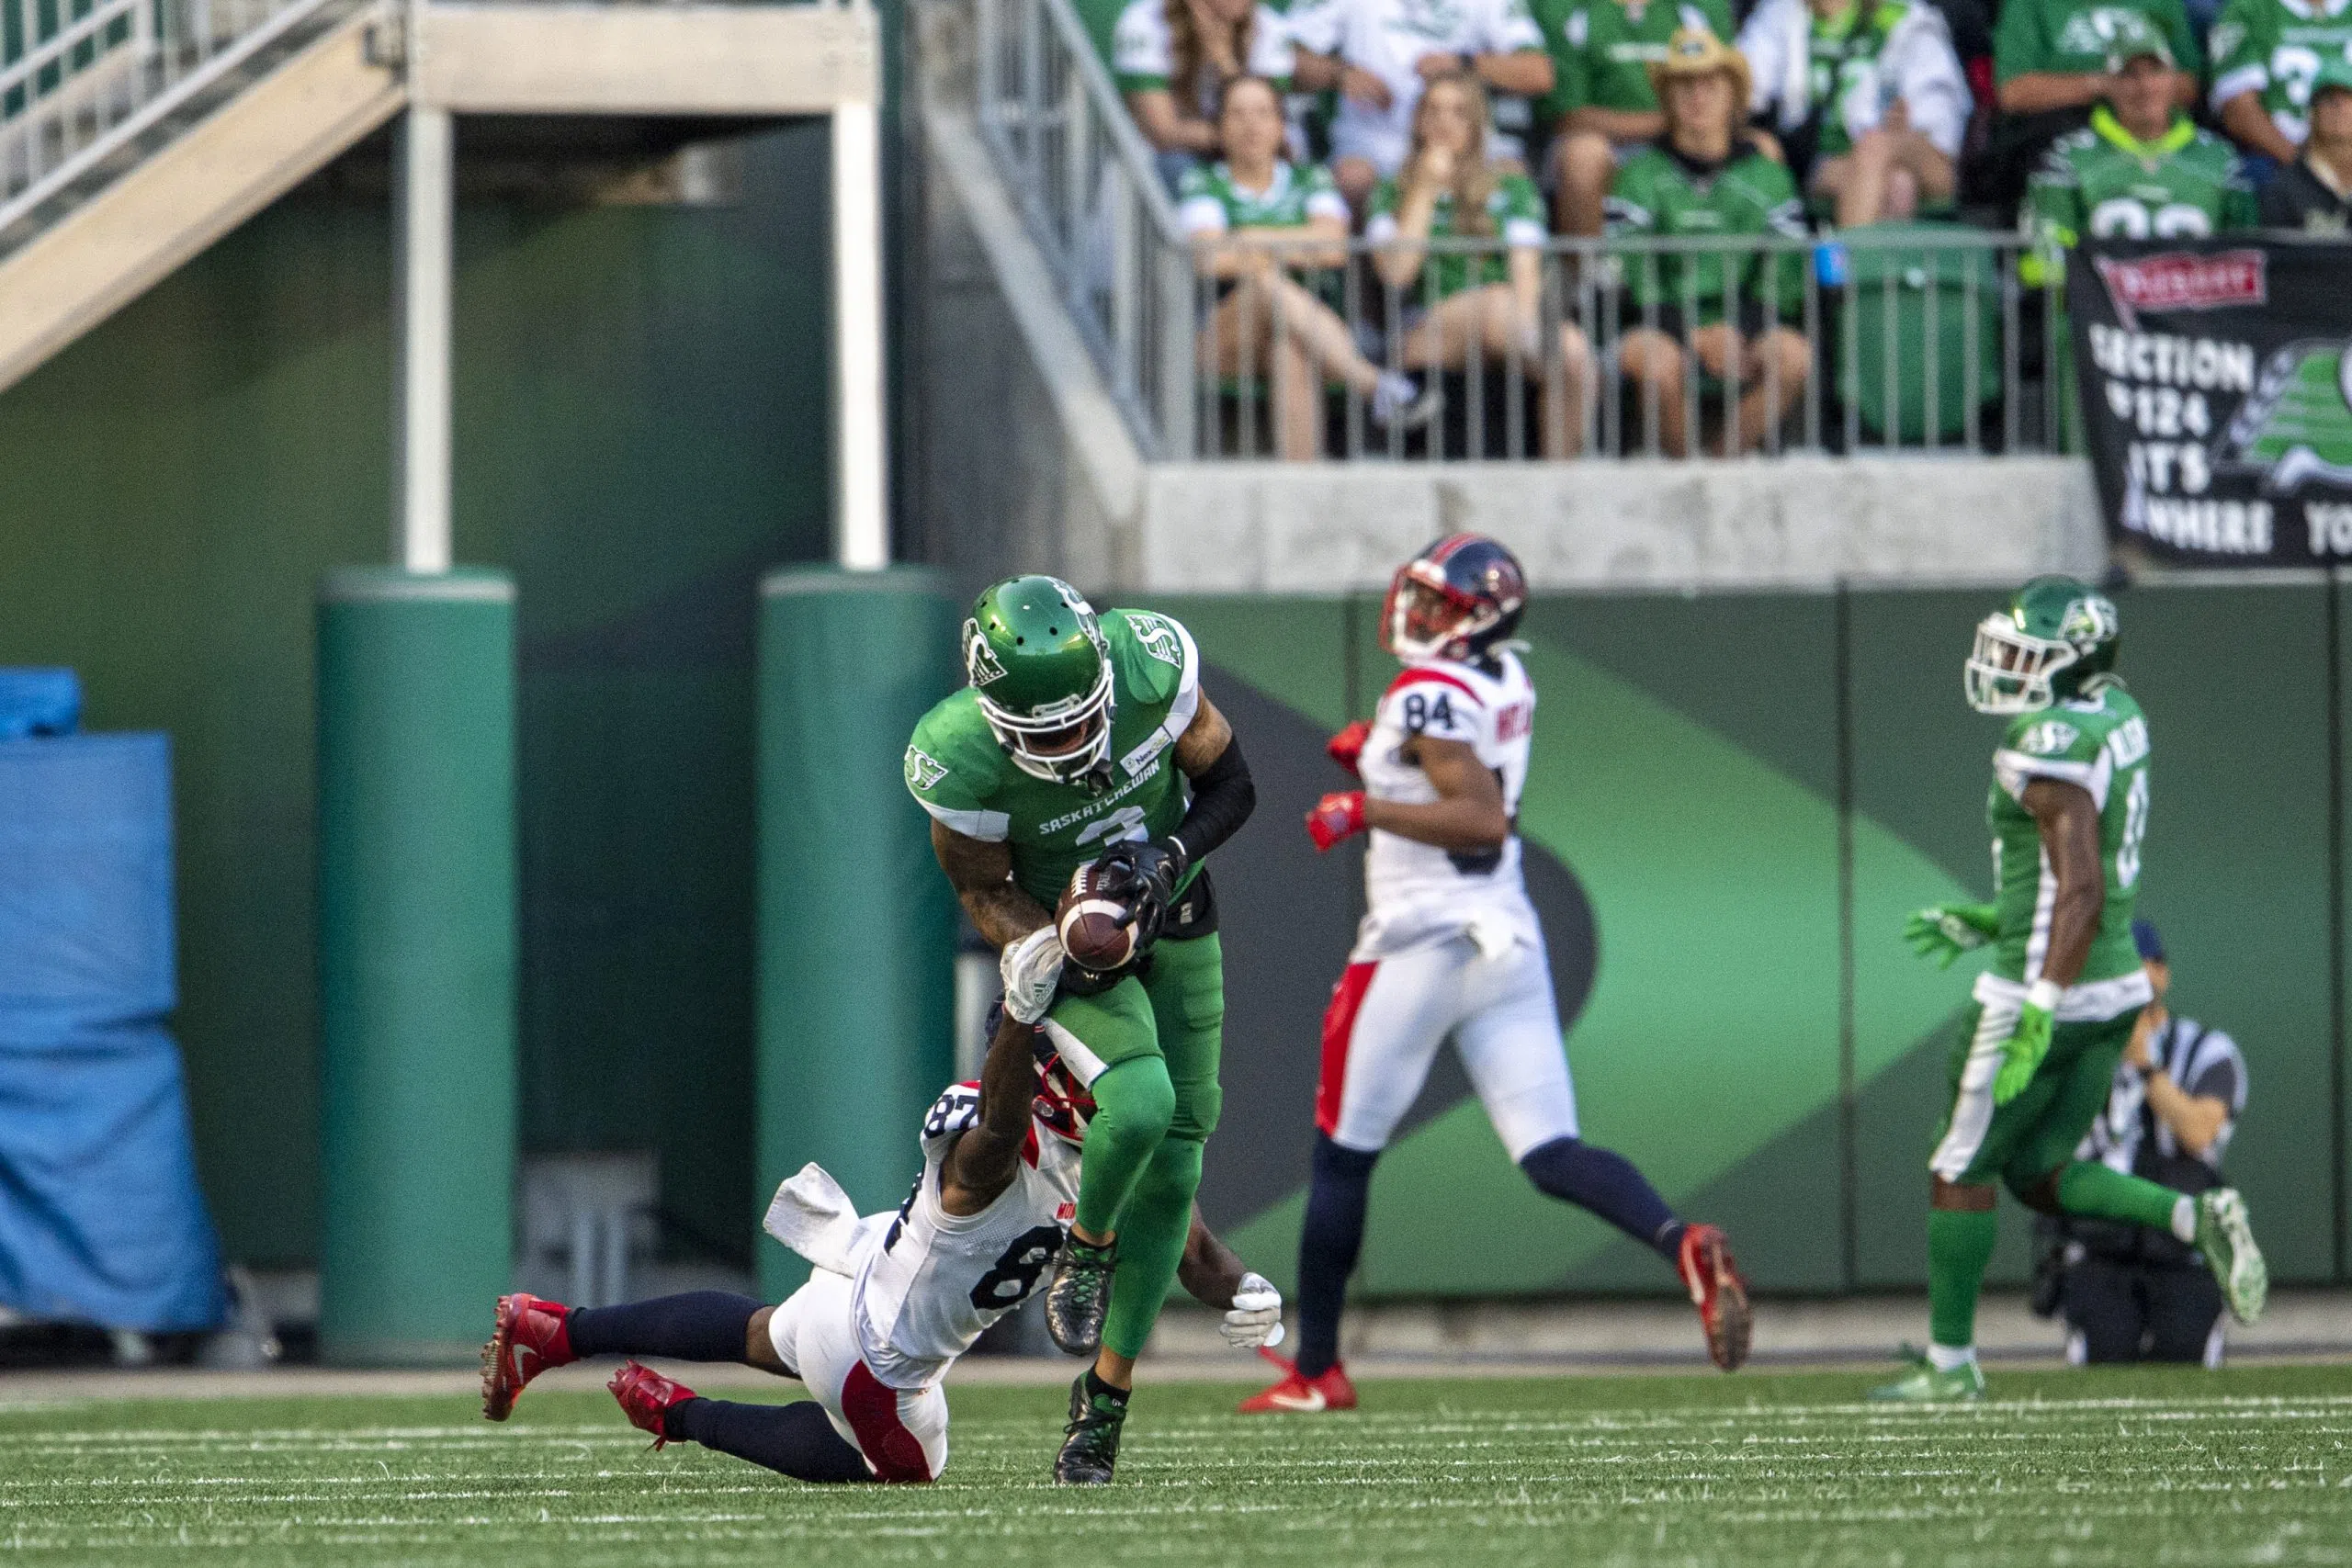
[609,1359,698,1449]
[1678,1223,1753,1371]
[1238,1348,1359,1414]
[481,1292,578,1421]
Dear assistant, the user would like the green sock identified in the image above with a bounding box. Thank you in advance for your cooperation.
[1072,1056,1175,1239]
[1928,1207,1999,1348]
[2055,1160,2183,1233]
[1101,1135,1203,1359]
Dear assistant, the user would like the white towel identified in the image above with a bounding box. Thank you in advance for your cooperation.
[763,1163,885,1278]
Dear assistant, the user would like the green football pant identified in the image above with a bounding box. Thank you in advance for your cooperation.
[1927,999,2159,1348]
[1046,932,1225,1359]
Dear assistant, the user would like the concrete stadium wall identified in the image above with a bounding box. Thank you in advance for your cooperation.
[1160,584,2347,1297]
[0,124,834,1270]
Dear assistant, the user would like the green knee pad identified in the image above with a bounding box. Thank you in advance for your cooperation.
[1073,1055,1176,1238]
[1143,933,1225,1143]
[1102,1134,1205,1359]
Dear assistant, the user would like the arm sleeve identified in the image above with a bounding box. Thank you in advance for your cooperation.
[2222,160,2262,231]
[1484,0,1546,56]
[2181,1042,2242,1111]
[1112,1,1173,93]
[1501,175,1548,247]
[1554,6,1592,112]
[1177,168,1230,235]
[1379,673,1487,743]
[1286,0,1342,57]
[1992,714,2115,808]
[1735,5,1785,121]
[1991,0,2038,85]
[1168,733,1256,864]
[1602,159,1654,233]
[905,721,1012,840]
[1894,8,1972,157]
[1302,164,1351,221]
[1250,9,1298,86]
[2207,1,2267,111]
[2025,143,2083,248]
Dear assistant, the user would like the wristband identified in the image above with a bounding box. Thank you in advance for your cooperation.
[2026,978,2064,1014]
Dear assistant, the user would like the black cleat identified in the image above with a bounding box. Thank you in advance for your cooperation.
[1044,1235,1117,1356]
[1054,1371,1127,1484]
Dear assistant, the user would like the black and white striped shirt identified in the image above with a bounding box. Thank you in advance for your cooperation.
[2077,1014,2246,1176]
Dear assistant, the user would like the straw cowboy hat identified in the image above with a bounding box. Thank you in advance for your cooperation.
[1646,26,1753,110]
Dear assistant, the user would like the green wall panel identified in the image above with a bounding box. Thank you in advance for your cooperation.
[0,123,831,1267]
[2125,583,2334,1284]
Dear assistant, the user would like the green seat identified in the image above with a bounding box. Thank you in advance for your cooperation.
[1836,220,2003,447]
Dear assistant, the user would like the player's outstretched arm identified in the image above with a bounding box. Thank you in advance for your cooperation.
[931,820,1055,949]
[1177,1204,1285,1348]
[1368,736,1510,852]
[939,1007,1045,1217]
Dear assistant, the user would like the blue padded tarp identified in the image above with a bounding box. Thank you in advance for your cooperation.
[0,1024,225,1331]
[0,734,175,1045]
[0,670,79,740]
[0,732,225,1332]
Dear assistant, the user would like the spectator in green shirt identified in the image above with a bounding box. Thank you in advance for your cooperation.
[1367,70,1598,455]
[1114,0,1298,189]
[1988,0,2204,207]
[2206,0,2352,175]
[1607,28,1812,457]
[1183,76,1444,457]
[1535,0,1736,236]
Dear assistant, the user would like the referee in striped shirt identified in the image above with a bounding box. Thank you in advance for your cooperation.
[2041,919,2249,1366]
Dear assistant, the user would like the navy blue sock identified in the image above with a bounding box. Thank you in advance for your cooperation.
[565,1292,763,1363]
[667,1397,872,1483]
[1519,1136,1684,1261]
[1295,1134,1379,1380]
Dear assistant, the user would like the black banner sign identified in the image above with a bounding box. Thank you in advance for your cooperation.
[2068,239,2352,566]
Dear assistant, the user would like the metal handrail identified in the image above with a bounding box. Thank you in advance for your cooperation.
[1,0,345,237]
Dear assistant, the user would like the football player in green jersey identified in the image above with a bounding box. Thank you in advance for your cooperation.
[1872,578,2267,1403]
[904,576,1256,1479]
[2023,17,2258,284]
[2208,0,2352,170]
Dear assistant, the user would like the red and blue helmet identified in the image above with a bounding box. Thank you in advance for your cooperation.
[1382,534,1528,663]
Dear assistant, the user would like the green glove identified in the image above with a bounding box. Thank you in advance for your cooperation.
[1993,993,2057,1106]
[1903,904,1998,969]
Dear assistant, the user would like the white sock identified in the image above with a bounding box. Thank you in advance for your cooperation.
[2172,1196,2198,1244]
[1927,1342,1977,1372]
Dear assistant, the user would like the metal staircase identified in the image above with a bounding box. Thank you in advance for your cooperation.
[0,0,401,392]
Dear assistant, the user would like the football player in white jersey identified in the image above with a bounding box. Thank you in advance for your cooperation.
[481,1001,1283,1483]
[1242,534,1752,1414]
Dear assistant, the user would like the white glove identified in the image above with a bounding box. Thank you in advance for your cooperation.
[1000,927,1067,1024]
[1221,1272,1286,1349]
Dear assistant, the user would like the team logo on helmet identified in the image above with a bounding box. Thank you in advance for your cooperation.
[963,618,1011,686]
[2059,595,2119,648]
[1031,1032,1096,1145]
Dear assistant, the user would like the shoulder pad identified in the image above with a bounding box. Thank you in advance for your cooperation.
[1105,608,1196,706]
[922,1083,983,1145]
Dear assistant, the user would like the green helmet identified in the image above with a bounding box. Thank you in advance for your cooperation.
[963,575,1116,786]
[1964,575,2120,715]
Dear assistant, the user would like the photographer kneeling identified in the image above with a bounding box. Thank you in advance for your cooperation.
[2035,919,2247,1366]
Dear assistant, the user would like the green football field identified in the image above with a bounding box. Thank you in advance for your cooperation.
[4,1365,2351,1566]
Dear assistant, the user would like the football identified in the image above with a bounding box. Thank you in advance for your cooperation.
[1057,863,1138,972]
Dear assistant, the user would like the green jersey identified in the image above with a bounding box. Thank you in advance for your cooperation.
[2209,0,2352,147]
[1532,0,1735,122]
[1363,172,1548,299]
[1994,0,2203,84]
[906,609,1203,908]
[1604,142,1806,321]
[1176,160,1350,234]
[1804,0,1898,157]
[2026,107,2257,251]
[1986,680,2150,987]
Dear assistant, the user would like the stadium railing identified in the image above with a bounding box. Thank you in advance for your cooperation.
[975,0,2072,462]
[0,0,347,236]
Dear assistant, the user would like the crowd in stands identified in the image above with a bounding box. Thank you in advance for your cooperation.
[1075,0,2352,455]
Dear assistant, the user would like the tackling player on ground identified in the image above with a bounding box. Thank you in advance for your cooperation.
[477,1004,1283,1481]
[904,576,1256,1481]
[1874,576,2267,1402]
[1244,535,1752,1414]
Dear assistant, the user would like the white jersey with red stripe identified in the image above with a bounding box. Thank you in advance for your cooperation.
[1354,649,1540,961]
[848,1083,1082,1389]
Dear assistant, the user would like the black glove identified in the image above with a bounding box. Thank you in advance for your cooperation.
[1093,840,1184,952]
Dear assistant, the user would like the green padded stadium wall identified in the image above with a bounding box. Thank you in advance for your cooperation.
[1149,581,2351,1296]
[754,568,960,1301]
[315,569,516,1364]
[0,123,832,1269]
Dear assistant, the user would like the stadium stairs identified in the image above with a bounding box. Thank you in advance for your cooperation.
[0,0,874,396]
[904,0,2107,598]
